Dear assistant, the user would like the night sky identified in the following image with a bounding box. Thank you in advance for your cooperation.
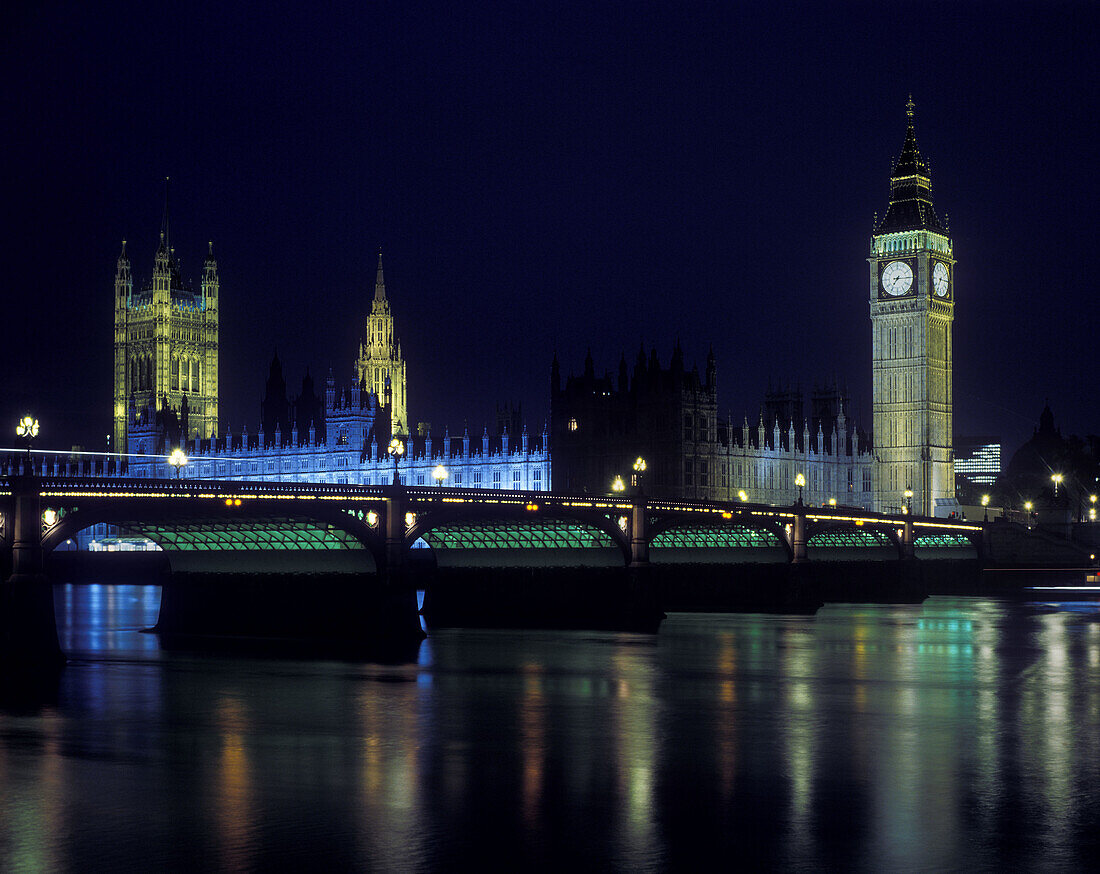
[2,2,1096,459]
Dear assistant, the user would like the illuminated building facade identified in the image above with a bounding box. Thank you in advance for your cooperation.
[122,261,548,490]
[112,206,219,453]
[955,437,1001,486]
[551,347,874,507]
[125,370,549,489]
[869,99,956,516]
[356,254,408,436]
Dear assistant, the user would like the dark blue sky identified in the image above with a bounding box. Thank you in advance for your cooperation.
[2,1,1096,458]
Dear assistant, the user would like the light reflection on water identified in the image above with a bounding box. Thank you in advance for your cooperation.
[0,585,1098,869]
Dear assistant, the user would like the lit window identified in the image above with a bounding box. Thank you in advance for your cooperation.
[567,417,578,431]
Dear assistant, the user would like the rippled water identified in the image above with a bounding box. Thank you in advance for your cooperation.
[1,583,1099,871]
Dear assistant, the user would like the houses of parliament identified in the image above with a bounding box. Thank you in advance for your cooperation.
[110,100,955,516]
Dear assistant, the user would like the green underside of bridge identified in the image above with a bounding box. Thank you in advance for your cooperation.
[106,517,375,574]
[114,517,366,551]
[651,524,779,548]
[649,524,786,564]
[807,528,895,562]
[421,518,622,568]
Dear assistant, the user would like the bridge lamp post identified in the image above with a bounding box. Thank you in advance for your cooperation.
[632,457,646,494]
[387,437,405,486]
[611,475,625,494]
[737,489,748,502]
[1051,473,1063,497]
[981,494,990,522]
[1091,495,1097,522]
[1024,500,1033,530]
[795,472,805,506]
[433,464,448,487]
[15,415,38,472]
[904,488,913,515]
[168,448,188,481]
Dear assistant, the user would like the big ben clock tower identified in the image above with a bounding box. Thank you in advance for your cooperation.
[870,98,955,516]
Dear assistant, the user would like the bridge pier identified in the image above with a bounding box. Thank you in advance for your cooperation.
[629,497,649,567]
[901,519,915,559]
[1,475,62,667]
[791,509,808,564]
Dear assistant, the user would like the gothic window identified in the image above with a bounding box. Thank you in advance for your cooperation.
[863,469,872,493]
[684,459,693,486]
[473,470,482,486]
[455,472,463,485]
[513,469,521,487]
[250,462,259,473]
[532,469,540,488]
[234,462,242,474]
[338,426,349,445]
[848,468,854,491]
[171,357,180,391]
[266,461,275,472]
[493,470,501,488]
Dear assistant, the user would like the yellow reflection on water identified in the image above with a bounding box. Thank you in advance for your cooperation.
[519,664,545,828]
[214,695,254,873]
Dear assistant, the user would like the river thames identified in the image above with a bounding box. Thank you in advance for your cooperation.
[1,583,1098,871]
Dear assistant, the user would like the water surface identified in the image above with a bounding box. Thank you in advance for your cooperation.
[1,583,1099,871]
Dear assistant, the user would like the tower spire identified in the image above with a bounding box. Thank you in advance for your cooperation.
[159,176,170,252]
[374,249,386,302]
[877,97,943,233]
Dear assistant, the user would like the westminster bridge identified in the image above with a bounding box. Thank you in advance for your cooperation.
[0,474,982,661]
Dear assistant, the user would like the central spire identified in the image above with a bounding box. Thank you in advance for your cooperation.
[374,250,386,302]
[159,176,171,254]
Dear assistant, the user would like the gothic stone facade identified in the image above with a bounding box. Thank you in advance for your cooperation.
[550,346,874,508]
[113,228,219,452]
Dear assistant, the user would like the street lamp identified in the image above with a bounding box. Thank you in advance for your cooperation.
[433,464,447,487]
[904,488,913,515]
[828,497,837,508]
[168,448,188,480]
[1024,500,1033,529]
[1051,473,1063,496]
[1090,494,1097,522]
[15,415,39,473]
[632,456,647,493]
[387,437,405,486]
[611,475,625,494]
[795,472,805,505]
[15,415,39,442]
[737,489,748,502]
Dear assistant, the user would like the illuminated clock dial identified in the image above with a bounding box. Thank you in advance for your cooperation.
[933,262,950,297]
[881,260,913,296]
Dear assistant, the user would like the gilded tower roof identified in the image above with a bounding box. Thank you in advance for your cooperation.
[876,97,945,234]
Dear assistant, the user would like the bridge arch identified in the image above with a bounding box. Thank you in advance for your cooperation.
[805,521,903,561]
[404,504,630,568]
[913,530,980,560]
[41,502,384,575]
[647,515,792,564]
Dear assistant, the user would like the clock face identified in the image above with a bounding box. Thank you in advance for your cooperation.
[881,260,913,296]
[933,261,950,297]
